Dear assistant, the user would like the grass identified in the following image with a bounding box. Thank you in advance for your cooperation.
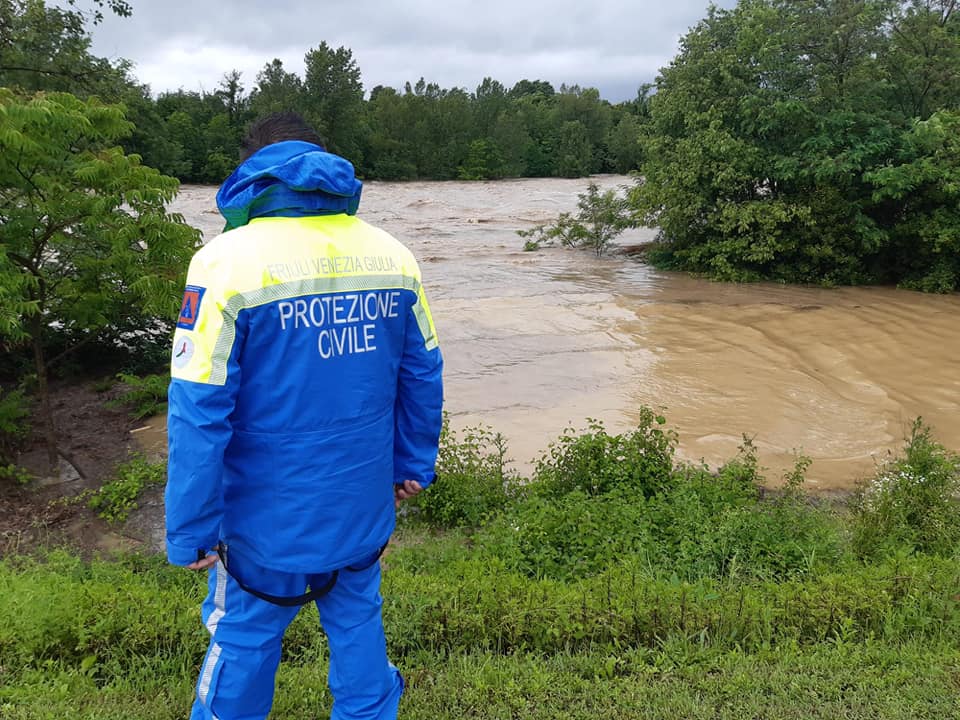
[0,542,958,719]
[1,413,958,718]
[2,642,957,719]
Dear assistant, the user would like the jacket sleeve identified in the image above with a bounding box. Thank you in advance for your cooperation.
[164,250,244,566]
[393,281,444,487]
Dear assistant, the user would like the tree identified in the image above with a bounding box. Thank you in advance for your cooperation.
[630,0,960,289]
[0,0,131,94]
[518,182,633,257]
[882,0,960,119]
[250,58,304,117]
[303,42,365,162]
[606,113,644,173]
[215,69,248,125]
[458,138,505,180]
[867,110,960,291]
[0,90,200,469]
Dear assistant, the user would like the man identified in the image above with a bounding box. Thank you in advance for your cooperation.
[165,112,444,720]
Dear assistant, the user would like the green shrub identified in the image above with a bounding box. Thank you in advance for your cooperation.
[532,411,677,499]
[108,372,168,420]
[0,386,30,464]
[480,489,656,580]
[488,433,841,583]
[850,418,960,558]
[516,183,634,257]
[650,448,843,581]
[87,455,165,524]
[410,416,518,528]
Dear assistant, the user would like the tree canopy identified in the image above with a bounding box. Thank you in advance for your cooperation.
[631,0,960,291]
[0,89,199,464]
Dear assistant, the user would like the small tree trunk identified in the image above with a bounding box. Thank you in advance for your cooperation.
[29,317,58,472]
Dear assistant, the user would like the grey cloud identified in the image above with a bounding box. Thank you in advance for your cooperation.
[82,0,736,101]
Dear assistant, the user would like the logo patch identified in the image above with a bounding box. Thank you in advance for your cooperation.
[177,285,206,330]
[172,334,195,369]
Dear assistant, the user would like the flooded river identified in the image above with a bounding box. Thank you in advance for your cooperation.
[168,177,960,490]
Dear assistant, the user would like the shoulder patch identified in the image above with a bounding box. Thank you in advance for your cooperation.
[177,285,206,330]
[171,334,195,370]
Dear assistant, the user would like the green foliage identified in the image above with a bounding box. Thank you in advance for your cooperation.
[518,182,634,256]
[409,416,517,528]
[533,412,676,498]
[0,88,199,461]
[867,110,960,292]
[479,421,841,583]
[481,488,656,579]
[0,548,958,719]
[457,138,506,180]
[0,385,30,464]
[86,455,165,523]
[0,90,200,339]
[0,462,31,484]
[633,0,960,291]
[108,372,169,420]
[0,0,131,96]
[850,418,960,558]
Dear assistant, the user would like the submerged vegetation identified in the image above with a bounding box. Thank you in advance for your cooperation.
[1,412,959,718]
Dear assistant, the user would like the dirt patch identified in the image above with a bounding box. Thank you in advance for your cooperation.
[0,379,163,559]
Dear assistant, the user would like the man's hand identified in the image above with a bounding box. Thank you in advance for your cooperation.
[186,553,219,571]
[394,479,423,508]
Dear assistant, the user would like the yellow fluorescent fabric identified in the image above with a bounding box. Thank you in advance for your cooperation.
[170,215,437,385]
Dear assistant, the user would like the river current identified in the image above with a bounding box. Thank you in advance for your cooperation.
[168,177,960,490]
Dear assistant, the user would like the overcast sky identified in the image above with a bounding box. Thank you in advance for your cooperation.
[79,0,738,103]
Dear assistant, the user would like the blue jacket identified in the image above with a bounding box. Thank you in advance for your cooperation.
[165,142,444,572]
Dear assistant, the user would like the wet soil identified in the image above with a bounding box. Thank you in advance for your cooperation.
[0,379,163,559]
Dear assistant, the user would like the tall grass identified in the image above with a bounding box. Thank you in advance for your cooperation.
[1,410,958,718]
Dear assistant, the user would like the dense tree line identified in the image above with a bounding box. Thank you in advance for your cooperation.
[633,0,960,291]
[131,61,649,183]
[1,2,649,184]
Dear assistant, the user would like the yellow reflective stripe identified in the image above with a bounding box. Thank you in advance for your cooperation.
[413,285,439,351]
[173,216,436,386]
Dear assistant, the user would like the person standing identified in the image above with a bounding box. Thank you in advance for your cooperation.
[165,112,444,720]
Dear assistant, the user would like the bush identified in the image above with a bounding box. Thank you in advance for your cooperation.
[517,183,634,257]
[0,386,30,465]
[480,489,656,580]
[652,446,843,581]
[108,372,168,420]
[850,418,960,558]
[483,432,842,583]
[87,455,165,524]
[532,412,677,500]
[410,416,517,528]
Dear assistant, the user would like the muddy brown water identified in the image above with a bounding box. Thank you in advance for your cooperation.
[155,177,960,491]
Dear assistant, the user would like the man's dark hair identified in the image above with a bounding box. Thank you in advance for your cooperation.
[240,112,326,161]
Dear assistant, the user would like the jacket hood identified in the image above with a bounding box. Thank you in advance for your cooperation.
[216,140,363,230]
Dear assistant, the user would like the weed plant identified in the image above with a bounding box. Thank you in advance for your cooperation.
[850,418,960,558]
[410,415,518,527]
[108,372,169,420]
[86,455,165,523]
[478,420,843,583]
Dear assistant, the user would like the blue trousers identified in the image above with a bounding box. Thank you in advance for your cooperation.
[190,553,403,720]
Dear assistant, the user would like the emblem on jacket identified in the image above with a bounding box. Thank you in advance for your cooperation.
[172,334,195,369]
[178,285,206,330]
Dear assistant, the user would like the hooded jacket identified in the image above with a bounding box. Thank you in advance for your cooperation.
[165,141,444,573]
